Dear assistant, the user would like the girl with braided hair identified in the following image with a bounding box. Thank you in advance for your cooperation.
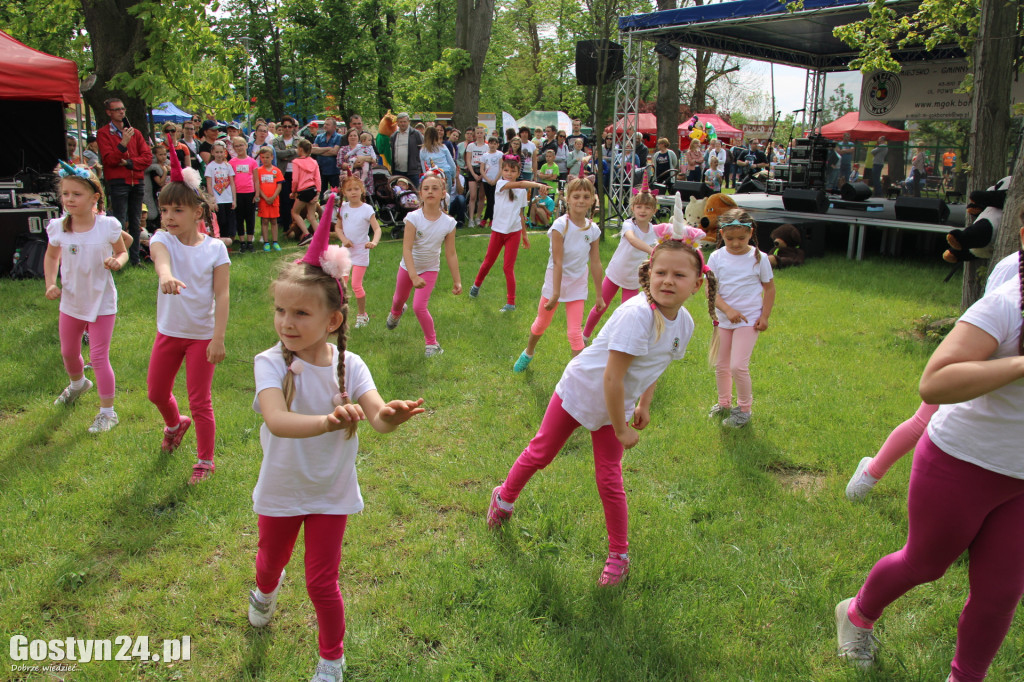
[488,222,717,587]
[835,223,1024,682]
[248,192,424,682]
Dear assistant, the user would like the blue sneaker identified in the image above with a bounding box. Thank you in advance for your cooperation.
[512,351,533,373]
[469,285,480,298]
[499,304,515,313]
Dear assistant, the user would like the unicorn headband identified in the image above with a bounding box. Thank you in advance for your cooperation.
[165,133,203,196]
[650,194,710,272]
[58,159,101,193]
[423,161,446,182]
[631,169,658,196]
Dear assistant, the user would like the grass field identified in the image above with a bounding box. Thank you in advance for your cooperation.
[1,231,1021,682]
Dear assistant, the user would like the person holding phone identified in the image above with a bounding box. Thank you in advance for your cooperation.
[97,97,153,267]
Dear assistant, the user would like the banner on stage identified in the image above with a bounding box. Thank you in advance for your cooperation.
[741,123,773,142]
[860,60,1024,121]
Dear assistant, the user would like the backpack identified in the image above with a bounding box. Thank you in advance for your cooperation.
[10,234,48,280]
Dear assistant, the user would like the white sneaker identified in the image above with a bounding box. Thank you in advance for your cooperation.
[835,597,878,668]
[354,313,369,329]
[310,656,345,682]
[846,457,880,501]
[425,344,444,358]
[54,379,94,406]
[248,569,285,627]
[87,412,119,433]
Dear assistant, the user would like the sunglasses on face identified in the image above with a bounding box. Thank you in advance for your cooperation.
[108,107,126,112]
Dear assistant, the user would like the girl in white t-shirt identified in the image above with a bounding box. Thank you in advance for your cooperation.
[333,175,381,329]
[464,128,489,227]
[149,147,232,485]
[43,165,129,433]
[490,225,718,585]
[835,258,1024,681]
[479,136,503,228]
[469,155,546,312]
[706,208,775,428]
[513,178,605,372]
[248,195,423,682]
[582,185,658,341]
[385,170,462,357]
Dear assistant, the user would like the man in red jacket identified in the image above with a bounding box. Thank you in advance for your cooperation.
[97,98,153,266]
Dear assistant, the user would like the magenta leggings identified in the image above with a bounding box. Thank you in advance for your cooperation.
[855,433,1024,682]
[530,297,586,352]
[869,401,940,479]
[583,277,638,338]
[59,312,116,400]
[349,264,367,299]
[257,514,348,660]
[499,392,628,553]
[715,326,759,412]
[146,333,216,461]
[474,231,521,305]
[390,267,439,345]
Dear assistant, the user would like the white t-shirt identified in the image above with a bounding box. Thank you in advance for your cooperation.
[557,295,694,431]
[204,160,235,205]
[928,279,1024,479]
[466,142,488,170]
[605,219,657,291]
[491,179,527,234]
[542,215,602,302]
[150,231,231,339]
[707,246,773,329]
[480,151,503,182]
[46,215,121,323]
[337,201,376,267]
[252,343,375,515]
[986,251,1019,294]
[521,140,537,172]
[400,209,456,274]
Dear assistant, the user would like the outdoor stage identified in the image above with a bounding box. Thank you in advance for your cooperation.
[658,192,965,260]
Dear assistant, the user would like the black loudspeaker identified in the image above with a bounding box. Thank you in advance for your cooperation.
[672,181,712,201]
[840,181,872,202]
[894,197,950,223]
[735,177,766,194]
[782,188,829,213]
[575,40,625,86]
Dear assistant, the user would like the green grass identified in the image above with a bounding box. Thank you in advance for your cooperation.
[2,233,1021,681]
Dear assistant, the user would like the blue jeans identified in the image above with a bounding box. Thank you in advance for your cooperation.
[107,179,144,265]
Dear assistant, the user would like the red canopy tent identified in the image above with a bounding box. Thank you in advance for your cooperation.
[678,113,742,150]
[0,31,80,103]
[820,112,909,142]
[606,113,658,135]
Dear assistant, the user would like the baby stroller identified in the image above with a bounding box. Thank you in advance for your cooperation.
[387,176,421,240]
[370,166,402,231]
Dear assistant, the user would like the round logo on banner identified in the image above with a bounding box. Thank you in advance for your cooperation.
[862,72,901,116]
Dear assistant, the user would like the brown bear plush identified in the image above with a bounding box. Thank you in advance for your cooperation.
[767,223,805,269]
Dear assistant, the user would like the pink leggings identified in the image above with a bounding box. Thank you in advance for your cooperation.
[390,268,439,345]
[869,401,940,479]
[715,326,759,412]
[474,231,521,305]
[583,277,638,338]
[147,333,216,461]
[530,297,585,352]
[59,312,116,400]
[349,264,367,299]
[257,514,348,660]
[499,392,628,553]
[855,433,1024,682]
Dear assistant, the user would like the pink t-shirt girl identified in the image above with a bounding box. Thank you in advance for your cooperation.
[230,156,258,194]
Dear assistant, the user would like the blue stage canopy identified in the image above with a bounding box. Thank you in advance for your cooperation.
[151,102,192,123]
[618,0,964,71]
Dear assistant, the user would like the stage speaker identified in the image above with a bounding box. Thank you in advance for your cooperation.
[782,188,829,213]
[575,40,625,86]
[840,181,872,202]
[672,181,712,201]
[735,177,766,194]
[894,197,950,223]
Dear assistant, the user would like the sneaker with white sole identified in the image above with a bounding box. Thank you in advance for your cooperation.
[512,351,533,373]
[385,304,407,330]
[707,403,735,419]
[310,657,345,682]
[499,304,515,313]
[354,313,369,329]
[487,486,513,528]
[424,344,444,358]
[87,412,119,433]
[469,285,480,298]
[722,410,751,428]
[248,569,285,627]
[835,597,878,668]
[846,457,880,501]
[54,379,94,406]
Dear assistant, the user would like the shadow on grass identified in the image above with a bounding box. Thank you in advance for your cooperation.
[239,626,274,680]
[0,407,82,481]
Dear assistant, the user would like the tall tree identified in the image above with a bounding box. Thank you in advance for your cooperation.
[452,0,495,132]
[655,0,681,150]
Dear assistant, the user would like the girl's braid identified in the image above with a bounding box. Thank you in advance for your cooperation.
[335,290,356,438]
[281,345,297,409]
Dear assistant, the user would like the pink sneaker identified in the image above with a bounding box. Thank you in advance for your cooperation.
[161,416,192,453]
[598,553,630,586]
[189,461,214,485]
[487,486,513,529]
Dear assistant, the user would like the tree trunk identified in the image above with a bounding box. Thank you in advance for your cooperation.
[78,0,149,133]
[991,133,1023,271]
[690,50,710,112]
[961,0,1015,309]
[452,0,495,133]
[655,0,680,151]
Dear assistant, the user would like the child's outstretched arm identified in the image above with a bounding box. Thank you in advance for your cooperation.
[358,389,425,433]
[104,234,129,271]
[444,230,462,295]
[589,240,606,313]
[755,279,775,331]
[258,387,365,438]
[604,350,639,449]
[207,262,230,364]
[151,242,186,295]
[623,228,654,255]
